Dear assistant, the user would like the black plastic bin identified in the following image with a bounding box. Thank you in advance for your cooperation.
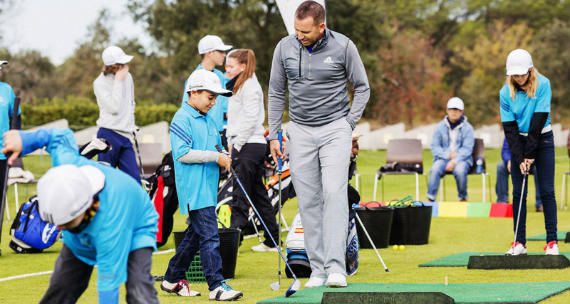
[389,205,432,245]
[355,207,394,249]
[172,228,241,279]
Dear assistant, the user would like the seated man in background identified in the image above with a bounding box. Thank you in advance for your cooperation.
[496,138,542,211]
[427,97,474,202]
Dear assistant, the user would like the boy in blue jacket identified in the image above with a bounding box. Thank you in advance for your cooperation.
[2,128,159,304]
[161,69,242,301]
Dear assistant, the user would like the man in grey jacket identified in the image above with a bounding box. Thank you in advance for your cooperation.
[268,1,370,288]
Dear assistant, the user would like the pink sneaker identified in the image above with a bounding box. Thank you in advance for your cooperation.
[505,241,527,256]
[544,241,559,255]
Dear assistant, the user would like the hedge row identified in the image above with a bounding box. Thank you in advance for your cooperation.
[22,96,179,130]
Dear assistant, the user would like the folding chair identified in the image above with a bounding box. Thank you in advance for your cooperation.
[373,139,425,202]
[440,138,493,202]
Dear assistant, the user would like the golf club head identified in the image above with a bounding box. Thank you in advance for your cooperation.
[285,279,300,297]
[270,282,280,291]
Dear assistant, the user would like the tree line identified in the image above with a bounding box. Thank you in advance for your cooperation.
[0,0,568,129]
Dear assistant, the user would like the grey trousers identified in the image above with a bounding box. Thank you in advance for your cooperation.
[287,118,352,277]
[39,245,158,304]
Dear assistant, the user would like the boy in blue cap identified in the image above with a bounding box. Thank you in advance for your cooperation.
[2,127,159,304]
[161,69,243,301]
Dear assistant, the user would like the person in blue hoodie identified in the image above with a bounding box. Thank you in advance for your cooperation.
[2,128,158,304]
[427,97,474,202]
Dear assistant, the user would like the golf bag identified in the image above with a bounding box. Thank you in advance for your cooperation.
[284,184,360,278]
[146,152,179,247]
[9,196,60,253]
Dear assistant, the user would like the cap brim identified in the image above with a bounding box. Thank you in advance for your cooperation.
[216,45,232,52]
[79,165,105,196]
[506,67,530,76]
[206,89,233,97]
[116,55,134,64]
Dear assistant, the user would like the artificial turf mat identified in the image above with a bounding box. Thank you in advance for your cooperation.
[527,231,568,241]
[419,251,570,267]
[257,281,570,304]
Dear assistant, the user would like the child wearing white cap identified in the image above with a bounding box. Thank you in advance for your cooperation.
[500,49,559,256]
[93,46,141,183]
[181,35,232,149]
[426,97,474,202]
[2,128,159,304]
[161,69,243,301]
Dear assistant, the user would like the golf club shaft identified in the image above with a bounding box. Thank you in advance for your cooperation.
[513,171,527,247]
[277,130,283,284]
[216,145,299,281]
[355,212,389,272]
[133,131,145,177]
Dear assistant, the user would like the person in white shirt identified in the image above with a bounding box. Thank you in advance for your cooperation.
[225,49,279,252]
[93,46,140,183]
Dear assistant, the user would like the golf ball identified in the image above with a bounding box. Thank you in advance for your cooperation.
[399,245,405,250]
[392,245,399,250]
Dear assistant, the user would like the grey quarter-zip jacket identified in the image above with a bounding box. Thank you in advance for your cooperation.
[267,29,370,139]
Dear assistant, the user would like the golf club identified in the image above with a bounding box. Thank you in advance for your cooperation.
[0,96,20,257]
[510,170,528,255]
[354,211,390,272]
[277,129,283,286]
[133,131,145,177]
[216,145,300,297]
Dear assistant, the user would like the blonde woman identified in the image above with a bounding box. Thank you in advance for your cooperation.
[225,49,279,252]
[500,49,558,256]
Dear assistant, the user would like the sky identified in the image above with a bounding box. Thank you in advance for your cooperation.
[1,0,152,66]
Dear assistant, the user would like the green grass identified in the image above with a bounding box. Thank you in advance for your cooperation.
[0,150,569,304]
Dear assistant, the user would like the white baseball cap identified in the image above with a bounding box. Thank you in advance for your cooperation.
[506,49,533,76]
[102,46,134,66]
[185,69,232,97]
[447,97,464,111]
[198,35,232,55]
[37,165,105,226]
[0,61,7,70]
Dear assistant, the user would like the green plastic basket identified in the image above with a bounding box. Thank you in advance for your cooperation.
[185,255,206,283]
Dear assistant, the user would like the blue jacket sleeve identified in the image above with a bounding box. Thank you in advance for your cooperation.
[502,139,511,163]
[430,124,449,160]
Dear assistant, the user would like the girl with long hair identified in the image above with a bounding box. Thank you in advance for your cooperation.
[225,49,279,252]
[500,49,558,255]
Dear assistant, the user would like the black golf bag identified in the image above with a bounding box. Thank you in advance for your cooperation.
[146,152,179,247]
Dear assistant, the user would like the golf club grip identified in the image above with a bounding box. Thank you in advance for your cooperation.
[277,130,282,172]
[215,144,224,154]
[5,97,21,159]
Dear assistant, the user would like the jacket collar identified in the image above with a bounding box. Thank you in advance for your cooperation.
[183,102,206,118]
[296,28,329,52]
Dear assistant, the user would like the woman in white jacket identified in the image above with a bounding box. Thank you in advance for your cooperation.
[225,49,279,252]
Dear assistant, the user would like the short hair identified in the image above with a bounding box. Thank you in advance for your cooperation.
[295,1,325,25]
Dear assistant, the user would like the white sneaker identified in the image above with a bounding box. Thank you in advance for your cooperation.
[505,242,527,256]
[325,273,347,288]
[160,279,200,297]
[544,241,560,255]
[251,243,278,252]
[304,276,326,288]
[209,281,243,301]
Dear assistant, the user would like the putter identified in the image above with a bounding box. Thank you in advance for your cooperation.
[0,96,21,256]
[354,211,390,272]
[133,131,145,177]
[216,145,300,297]
[510,170,528,255]
[277,129,283,286]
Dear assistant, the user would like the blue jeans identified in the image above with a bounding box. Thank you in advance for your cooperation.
[511,131,557,244]
[164,206,224,290]
[495,161,541,207]
[97,128,141,183]
[427,159,470,201]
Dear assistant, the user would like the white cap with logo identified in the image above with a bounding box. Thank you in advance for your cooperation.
[198,35,232,55]
[37,165,105,226]
[185,69,233,97]
[506,49,533,76]
[447,97,464,111]
[102,46,134,66]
